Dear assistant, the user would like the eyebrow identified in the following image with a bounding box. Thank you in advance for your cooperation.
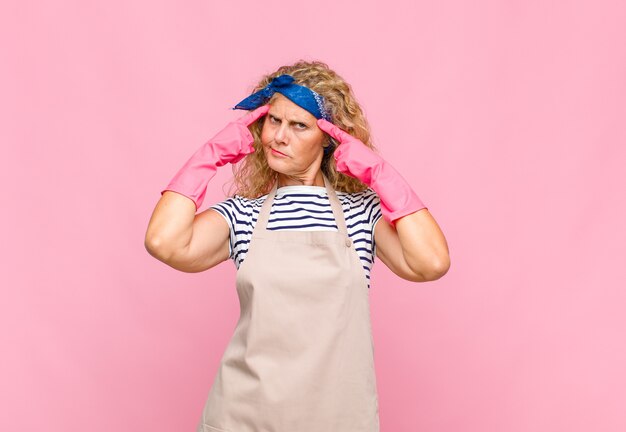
[268,113,309,125]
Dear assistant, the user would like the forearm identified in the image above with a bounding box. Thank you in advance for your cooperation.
[394,209,450,280]
[144,191,197,260]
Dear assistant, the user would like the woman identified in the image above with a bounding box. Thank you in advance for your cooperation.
[145,60,450,432]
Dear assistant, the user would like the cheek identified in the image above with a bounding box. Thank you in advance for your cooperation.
[260,123,271,144]
[305,134,325,152]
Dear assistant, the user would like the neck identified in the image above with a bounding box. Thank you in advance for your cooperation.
[277,171,325,188]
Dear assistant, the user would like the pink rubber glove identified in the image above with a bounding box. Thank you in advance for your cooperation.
[161,105,270,211]
[317,118,427,226]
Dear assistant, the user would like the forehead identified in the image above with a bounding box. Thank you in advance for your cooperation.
[268,93,316,122]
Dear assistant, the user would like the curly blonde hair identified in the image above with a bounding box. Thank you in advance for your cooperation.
[228,60,377,199]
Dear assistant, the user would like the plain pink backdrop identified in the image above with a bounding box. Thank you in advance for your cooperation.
[2,1,625,431]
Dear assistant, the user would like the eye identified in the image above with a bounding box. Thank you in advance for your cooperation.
[296,123,307,129]
[269,115,280,123]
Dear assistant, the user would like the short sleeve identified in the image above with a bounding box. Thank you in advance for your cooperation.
[208,195,258,268]
[362,188,383,259]
[208,198,237,260]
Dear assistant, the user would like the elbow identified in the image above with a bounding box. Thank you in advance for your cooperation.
[144,229,158,253]
[429,255,451,280]
[144,235,172,262]
[409,255,450,282]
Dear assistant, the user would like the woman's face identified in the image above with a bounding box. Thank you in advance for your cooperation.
[261,93,327,186]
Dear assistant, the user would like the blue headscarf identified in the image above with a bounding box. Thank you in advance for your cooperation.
[233,74,332,121]
[233,74,335,156]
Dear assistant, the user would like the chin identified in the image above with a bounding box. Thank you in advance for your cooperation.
[265,156,286,172]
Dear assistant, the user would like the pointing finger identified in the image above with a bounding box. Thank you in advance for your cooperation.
[316,119,349,144]
[241,104,270,126]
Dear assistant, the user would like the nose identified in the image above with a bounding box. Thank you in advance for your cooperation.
[273,123,289,144]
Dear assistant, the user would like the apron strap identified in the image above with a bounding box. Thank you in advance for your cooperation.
[254,180,278,235]
[323,174,349,236]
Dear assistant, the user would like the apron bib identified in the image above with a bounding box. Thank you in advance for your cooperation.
[198,174,379,432]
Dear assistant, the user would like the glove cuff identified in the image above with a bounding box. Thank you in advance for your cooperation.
[369,162,427,226]
[160,141,220,211]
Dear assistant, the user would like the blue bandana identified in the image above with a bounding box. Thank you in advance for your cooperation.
[232,74,332,122]
[233,74,334,155]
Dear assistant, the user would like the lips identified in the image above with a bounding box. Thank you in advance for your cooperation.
[271,148,287,157]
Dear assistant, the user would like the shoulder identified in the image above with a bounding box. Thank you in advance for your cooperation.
[208,194,269,267]
[209,194,268,227]
[335,188,382,225]
[336,187,379,203]
[212,193,269,210]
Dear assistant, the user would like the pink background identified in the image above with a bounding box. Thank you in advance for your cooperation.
[2,1,625,431]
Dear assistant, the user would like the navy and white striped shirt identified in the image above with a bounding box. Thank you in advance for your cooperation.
[209,185,383,289]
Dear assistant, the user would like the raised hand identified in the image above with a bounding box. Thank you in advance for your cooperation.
[161,105,270,210]
[316,118,427,226]
[212,104,270,166]
[316,118,384,186]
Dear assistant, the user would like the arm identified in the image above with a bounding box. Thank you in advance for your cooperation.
[374,209,450,282]
[144,192,230,273]
[145,105,269,272]
[315,118,450,282]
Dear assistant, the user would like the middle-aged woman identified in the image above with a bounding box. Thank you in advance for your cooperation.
[145,60,450,432]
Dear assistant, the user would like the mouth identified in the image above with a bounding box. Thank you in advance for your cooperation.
[271,148,288,157]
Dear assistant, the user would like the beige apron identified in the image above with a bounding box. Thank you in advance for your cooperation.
[198,174,380,432]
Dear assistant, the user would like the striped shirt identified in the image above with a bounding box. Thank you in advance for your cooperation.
[209,185,383,289]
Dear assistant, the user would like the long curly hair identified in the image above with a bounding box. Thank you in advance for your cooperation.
[227,60,378,199]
